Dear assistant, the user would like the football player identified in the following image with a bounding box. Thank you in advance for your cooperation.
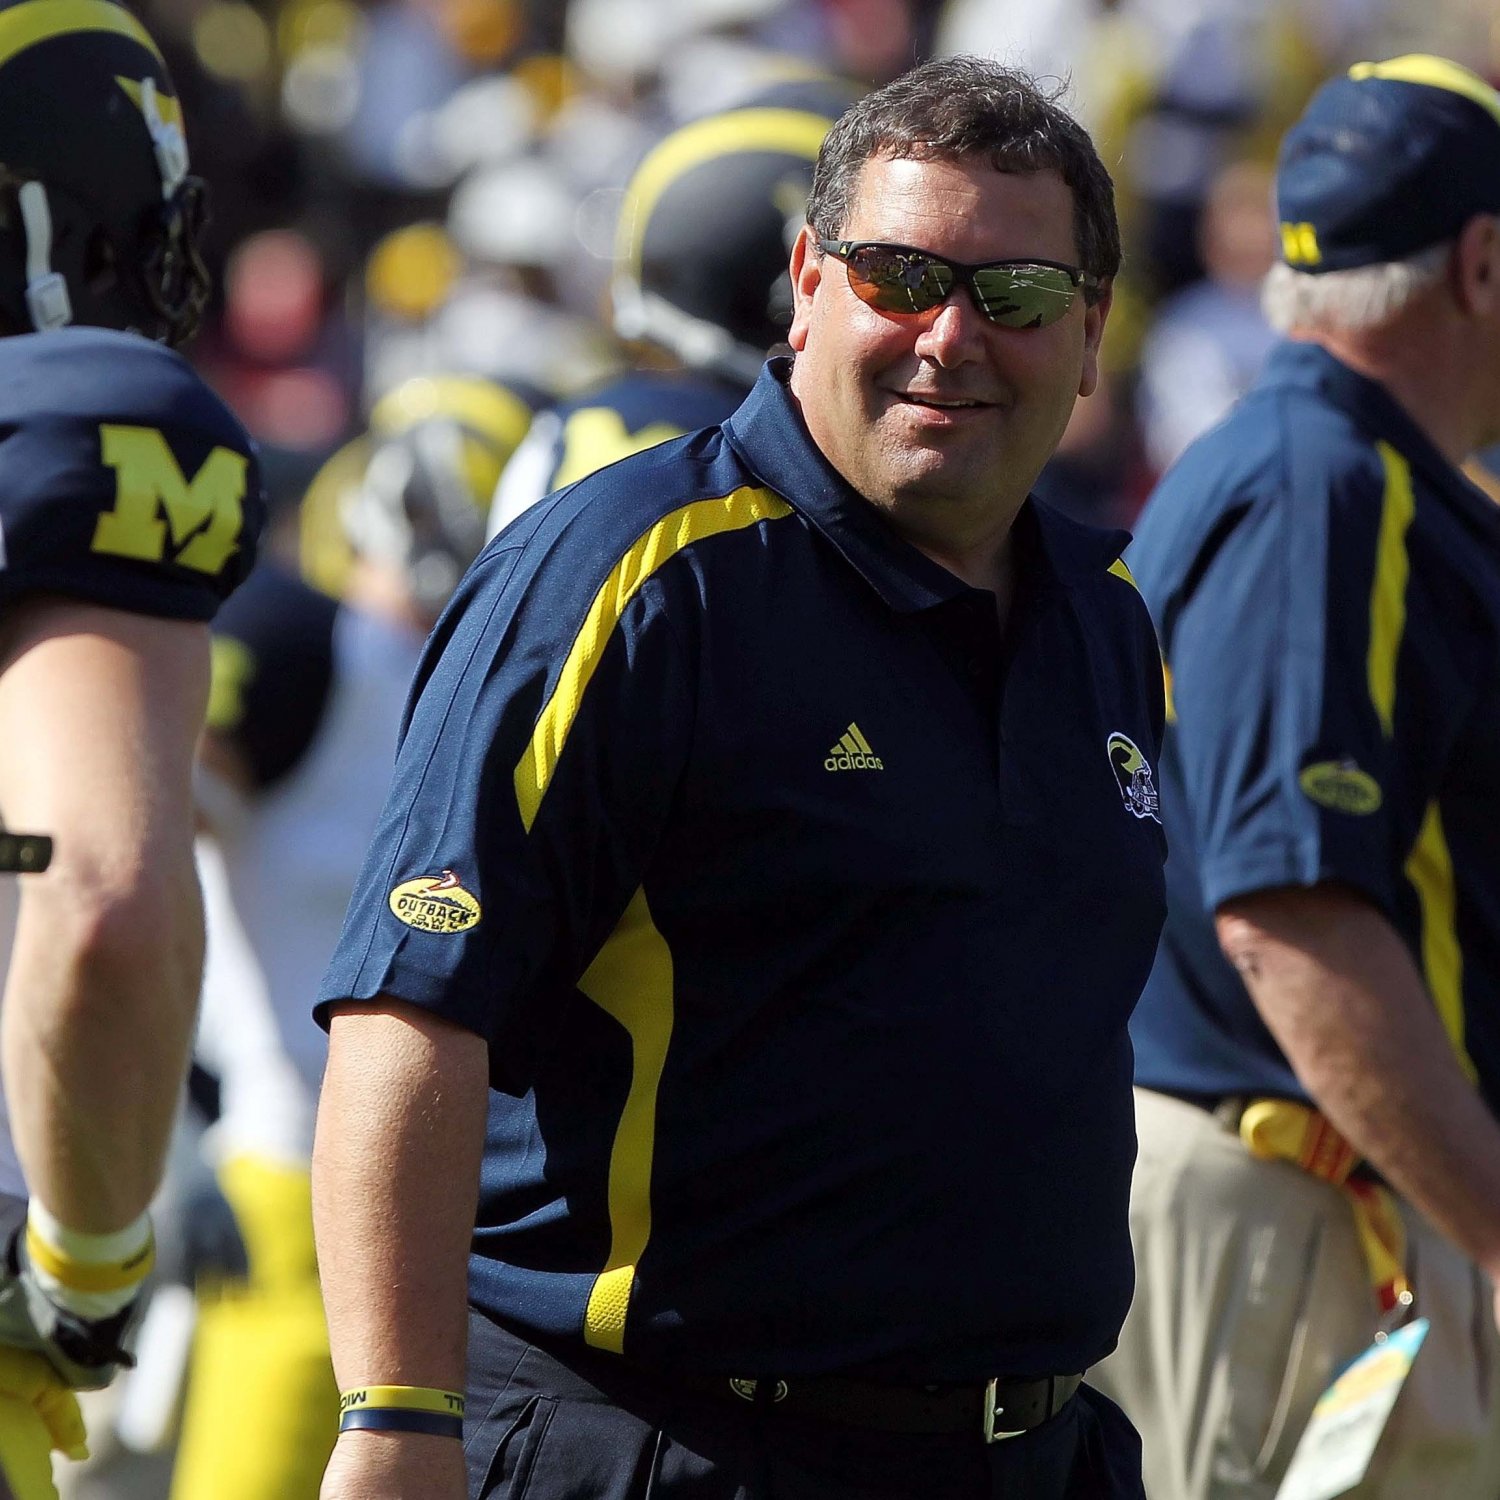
[0,0,266,1488]
[488,81,857,532]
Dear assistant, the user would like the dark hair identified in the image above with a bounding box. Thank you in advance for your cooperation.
[806,55,1121,287]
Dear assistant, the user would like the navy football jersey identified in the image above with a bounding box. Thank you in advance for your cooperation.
[0,327,265,620]
[490,369,747,535]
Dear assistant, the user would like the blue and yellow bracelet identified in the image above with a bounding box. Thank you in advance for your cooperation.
[338,1385,466,1439]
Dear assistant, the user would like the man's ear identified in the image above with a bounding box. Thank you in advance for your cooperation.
[1453,214,1500,318]
[1078,279,1113,399]
[787,224,823,352]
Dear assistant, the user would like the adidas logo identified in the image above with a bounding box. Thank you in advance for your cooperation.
[824,722,884,772]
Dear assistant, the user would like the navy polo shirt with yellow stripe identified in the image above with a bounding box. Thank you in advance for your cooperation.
[1130,339,1500,1111]
[317,357,1168,1381]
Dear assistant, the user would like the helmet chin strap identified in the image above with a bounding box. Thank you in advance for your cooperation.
[18,180,72,332]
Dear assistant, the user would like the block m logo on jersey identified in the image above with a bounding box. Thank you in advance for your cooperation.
[92,424,248,575]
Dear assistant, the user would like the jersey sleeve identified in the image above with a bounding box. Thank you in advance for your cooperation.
[0,330,266,621]
[206,565,339,789]
[1163,440,1427,919]
[315,509,696,1073]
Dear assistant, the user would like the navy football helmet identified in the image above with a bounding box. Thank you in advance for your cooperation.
[612,100,841,386]
[0,0,209,344]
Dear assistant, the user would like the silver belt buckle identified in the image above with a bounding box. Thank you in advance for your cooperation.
[982,1378,1026,1442]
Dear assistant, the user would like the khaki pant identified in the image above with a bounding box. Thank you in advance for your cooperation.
[1091,1088,1500,1499]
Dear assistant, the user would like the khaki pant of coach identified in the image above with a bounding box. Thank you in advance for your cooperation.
[1091,1088,1500,1499]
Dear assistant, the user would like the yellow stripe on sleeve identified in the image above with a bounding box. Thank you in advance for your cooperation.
[580,887,675,1354]
[514,487,791,830]
[1405,800,1479,1083]
[1366,442,1415,738]
[1107,557,1138,589]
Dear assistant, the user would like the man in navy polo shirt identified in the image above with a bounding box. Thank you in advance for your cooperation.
[312,55,1166,1500]
[1091,56,1500,1500]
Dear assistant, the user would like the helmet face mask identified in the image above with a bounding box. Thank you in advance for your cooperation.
[0,0,210,346]
[140,175,212,346]
[337,375,537,618]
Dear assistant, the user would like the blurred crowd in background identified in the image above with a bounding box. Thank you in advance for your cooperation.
[147,0,1500,549]
[48,4,1500,1496]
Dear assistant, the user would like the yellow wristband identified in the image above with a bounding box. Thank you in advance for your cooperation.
[24,1225,154,1295]
[338,1386,465,1419]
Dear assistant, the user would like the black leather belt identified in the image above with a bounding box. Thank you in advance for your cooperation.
[689,1369,1084,1441]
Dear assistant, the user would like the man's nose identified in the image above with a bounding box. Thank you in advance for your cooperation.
[912,293,988,365]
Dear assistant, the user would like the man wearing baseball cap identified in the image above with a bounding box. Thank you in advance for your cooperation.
[1089,55,1500,1499]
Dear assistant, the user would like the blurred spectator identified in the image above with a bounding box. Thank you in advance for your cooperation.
[1034,368,1154,531]
[1135,158,1278,471]
[198,229,357,455]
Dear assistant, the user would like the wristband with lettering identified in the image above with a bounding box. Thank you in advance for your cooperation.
[338,1385,465,1439]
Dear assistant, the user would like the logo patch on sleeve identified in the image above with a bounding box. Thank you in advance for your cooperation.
[388,870,482,933]
[1107,732,1161,822]
[1299,759,1383,815]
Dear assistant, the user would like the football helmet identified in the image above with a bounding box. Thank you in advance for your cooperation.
[338,374,537,616]
[0,0,209,344]
[612,101,838,386]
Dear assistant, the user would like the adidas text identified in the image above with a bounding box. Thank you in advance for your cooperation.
[825,751,884,771]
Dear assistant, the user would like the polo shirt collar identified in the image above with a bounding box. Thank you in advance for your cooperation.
[1263,339,1500,531]
[724,358,1127,611]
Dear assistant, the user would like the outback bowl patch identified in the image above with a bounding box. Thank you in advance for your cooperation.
[388,870,481,933]
[1299,759,1383,815]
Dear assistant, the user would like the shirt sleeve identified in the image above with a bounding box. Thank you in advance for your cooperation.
[1164,439,1424,919]
[0,332,265,621]
[314,520,695,1067]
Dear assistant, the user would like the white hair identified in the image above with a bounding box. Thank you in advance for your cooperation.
[1260,242,1452,335]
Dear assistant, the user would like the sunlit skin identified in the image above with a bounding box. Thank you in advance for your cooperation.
[787,156,1111,595]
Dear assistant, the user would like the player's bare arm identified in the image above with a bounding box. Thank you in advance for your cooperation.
[0,598,210,1233]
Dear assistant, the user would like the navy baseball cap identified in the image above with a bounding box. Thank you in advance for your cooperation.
[1276,54,1500,273]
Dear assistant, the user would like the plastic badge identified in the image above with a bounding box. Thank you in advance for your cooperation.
[1276,1318,1430,1500]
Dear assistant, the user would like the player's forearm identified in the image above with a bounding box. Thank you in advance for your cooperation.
[313,1004,488,1392]
[1218,885,1500,1275]
[0,604,212,1233]
[2,852,203,1230]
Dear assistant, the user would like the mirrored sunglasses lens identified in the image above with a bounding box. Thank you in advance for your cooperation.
[971,265,1077,328]
[848,247,953,313]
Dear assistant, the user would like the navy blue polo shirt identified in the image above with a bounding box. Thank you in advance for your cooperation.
[318,357,1167,1381]
[1131,340,1500,1111]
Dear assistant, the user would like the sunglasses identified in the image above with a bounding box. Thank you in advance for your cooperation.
[818,238,1100,329]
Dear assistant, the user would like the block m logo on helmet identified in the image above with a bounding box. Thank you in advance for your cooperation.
[91,423,248,574]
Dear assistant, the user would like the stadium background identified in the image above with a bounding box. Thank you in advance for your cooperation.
[60,0,1500,1493]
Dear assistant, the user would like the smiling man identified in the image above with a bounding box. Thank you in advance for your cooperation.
[312,56,1167,1500]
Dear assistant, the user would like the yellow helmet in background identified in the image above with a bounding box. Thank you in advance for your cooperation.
[300,374,536,606]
